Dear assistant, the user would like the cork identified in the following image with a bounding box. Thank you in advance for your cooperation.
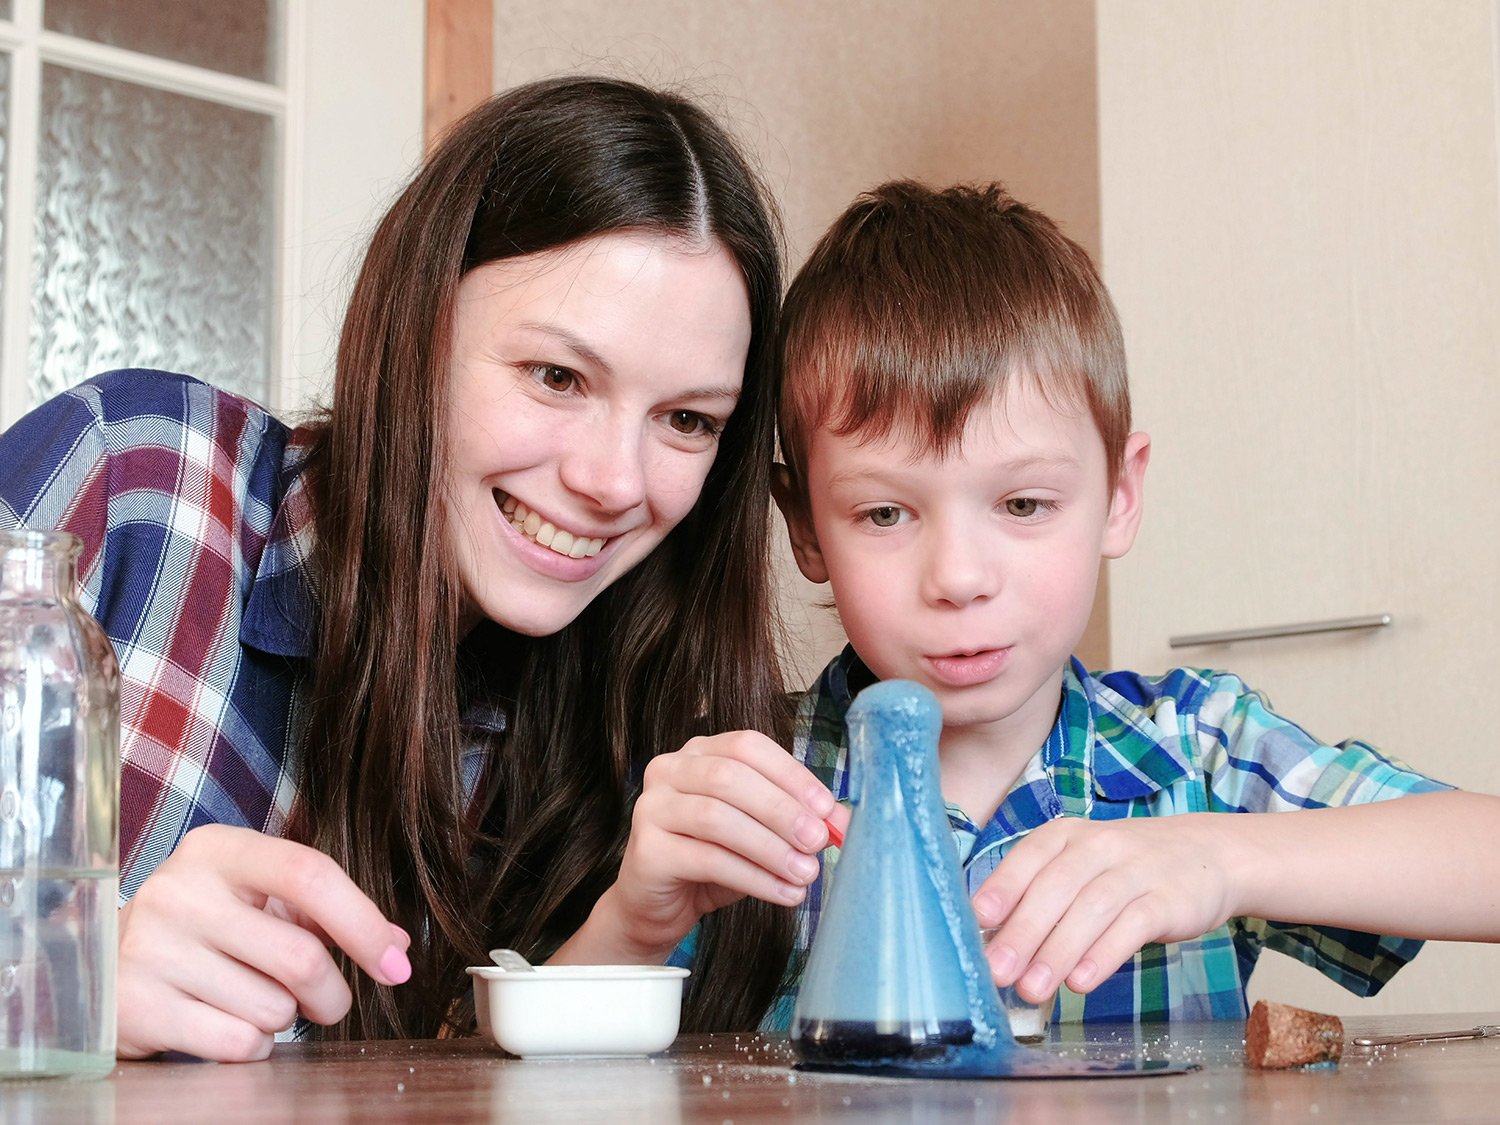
[1245,999,1344,1069]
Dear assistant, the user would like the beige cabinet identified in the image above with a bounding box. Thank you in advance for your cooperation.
[1099,0,1500,1015]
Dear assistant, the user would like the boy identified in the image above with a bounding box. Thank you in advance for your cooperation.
[768,180,1500,1026]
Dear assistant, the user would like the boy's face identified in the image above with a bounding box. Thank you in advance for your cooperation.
[777,377,1149,746]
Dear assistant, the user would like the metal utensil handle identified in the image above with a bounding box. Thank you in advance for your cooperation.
[1169,613,1392,650]
[1351,1027,1485,1047]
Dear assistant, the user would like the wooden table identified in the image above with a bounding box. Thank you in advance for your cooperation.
[5,1012,1496,1122]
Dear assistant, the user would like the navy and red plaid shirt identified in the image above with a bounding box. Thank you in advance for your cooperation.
[1,370,497,905]
[0,370,322,900]
[0,370,511,1040]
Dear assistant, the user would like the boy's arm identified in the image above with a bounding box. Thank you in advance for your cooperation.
[973,791,1499,1003]
[1228,789,1498,937]
[974,669,1483,1004]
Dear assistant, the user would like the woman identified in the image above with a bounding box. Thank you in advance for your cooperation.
[0,76,836,1059]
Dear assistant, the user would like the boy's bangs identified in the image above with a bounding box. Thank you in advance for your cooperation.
[778,181,1131,486]
[789,294,1104,465]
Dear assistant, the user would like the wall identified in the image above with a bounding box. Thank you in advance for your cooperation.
[491,0,1105,684]
[1098,0,1500,1015]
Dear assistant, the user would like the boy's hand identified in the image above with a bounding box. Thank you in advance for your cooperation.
[971,813,1238,1003]
[117,825,412,1062]
[561,731,842,964]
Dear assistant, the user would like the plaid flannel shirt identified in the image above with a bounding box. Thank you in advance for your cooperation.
[0,369,494,903]
[743,646,1450,1030]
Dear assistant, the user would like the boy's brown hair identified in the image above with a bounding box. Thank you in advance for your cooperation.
[778,180,1130,491]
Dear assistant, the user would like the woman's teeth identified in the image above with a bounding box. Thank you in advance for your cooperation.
[498,493,604,559]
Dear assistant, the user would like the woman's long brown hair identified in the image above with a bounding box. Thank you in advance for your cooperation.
[291,77,791,1038]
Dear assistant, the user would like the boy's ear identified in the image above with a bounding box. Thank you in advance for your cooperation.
[1101,431,1151,559]
[771,464,830,583]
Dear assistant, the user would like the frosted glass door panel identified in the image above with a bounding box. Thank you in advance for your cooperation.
[0,51,10,333]
[32,65,275,406]
[44,0,279,83]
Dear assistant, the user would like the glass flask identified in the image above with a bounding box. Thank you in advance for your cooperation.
[792,679,1017,1075]
[0,529,120,1079]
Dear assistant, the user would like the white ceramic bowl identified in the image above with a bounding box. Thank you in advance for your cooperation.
[466,964,690,1058]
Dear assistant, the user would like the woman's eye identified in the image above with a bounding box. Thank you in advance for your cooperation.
[667,410,718,438]
[866,506,904,528]
[534,365,576,392]
[1005,497,1046,518]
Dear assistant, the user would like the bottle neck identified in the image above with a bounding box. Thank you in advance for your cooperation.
[0,531,82,600]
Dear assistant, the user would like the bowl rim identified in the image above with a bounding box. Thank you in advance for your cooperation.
[465,964,690,982]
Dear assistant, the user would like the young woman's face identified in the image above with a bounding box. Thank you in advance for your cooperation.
[445,231,752,636]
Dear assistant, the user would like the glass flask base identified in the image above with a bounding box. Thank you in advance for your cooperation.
[792,1017,976,1066]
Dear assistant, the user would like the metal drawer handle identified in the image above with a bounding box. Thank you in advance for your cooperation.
[1168,613,1392,649]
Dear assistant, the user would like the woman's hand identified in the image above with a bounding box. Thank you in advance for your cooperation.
[556,731,845,964]
[971,814,1237,1004]
[116,824,411,1062]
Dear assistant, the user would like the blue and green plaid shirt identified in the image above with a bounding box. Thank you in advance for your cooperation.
[690,646,1450,1030]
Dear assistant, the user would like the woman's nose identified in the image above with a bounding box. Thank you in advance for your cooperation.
[558,412,649,514]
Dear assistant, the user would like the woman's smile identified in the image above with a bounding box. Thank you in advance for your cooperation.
[496,490,607,560]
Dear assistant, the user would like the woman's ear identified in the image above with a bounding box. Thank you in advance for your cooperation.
[1102,431,1151,559]
[772,464,830,583]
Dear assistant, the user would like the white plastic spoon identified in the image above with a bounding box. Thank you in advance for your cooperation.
[488,948,536,972]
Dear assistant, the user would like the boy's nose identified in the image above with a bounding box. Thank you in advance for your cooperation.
[919,521,998,608]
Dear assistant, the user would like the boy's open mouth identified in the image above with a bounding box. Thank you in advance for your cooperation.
[495,490,606,559]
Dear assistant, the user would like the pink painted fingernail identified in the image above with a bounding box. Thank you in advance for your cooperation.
[378,944,412,985]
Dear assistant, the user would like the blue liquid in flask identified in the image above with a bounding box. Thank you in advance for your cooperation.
[791,680,1018,1076]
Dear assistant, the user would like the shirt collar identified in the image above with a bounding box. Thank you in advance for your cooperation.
[1056,656,1194,805]
[239,433,318,659]
[817,648,1193,812]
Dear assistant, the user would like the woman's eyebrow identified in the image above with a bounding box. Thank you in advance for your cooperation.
[515,321,612,373]
[515,320,741,403]
[677,385,742,405]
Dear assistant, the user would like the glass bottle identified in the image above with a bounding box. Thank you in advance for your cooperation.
[0,529,120,1079]
[792,679,1018,1075]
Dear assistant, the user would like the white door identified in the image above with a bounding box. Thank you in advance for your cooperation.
[0,0,425,425]
[1099,0,1500,1016]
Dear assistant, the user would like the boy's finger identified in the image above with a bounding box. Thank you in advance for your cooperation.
[1060,903,1160,995]
[1030,880,1161,1000]
[971,826,1070,927]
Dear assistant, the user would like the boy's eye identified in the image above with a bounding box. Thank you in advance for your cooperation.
[866,506,904,528]
[1005,497,1049,518]
[667,410,720,438]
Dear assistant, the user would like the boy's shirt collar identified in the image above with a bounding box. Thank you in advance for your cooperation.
[806,647,1195,838]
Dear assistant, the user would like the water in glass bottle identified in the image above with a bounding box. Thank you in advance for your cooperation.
[0,529,120,1079]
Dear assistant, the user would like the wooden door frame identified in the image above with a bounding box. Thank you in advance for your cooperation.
[425,0,493,146]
